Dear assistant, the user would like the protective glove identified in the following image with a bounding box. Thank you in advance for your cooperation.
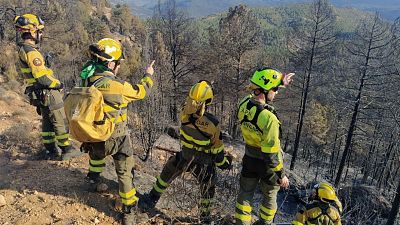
[44,53,53,68]
[217,155,233,170]
[36,106,41,115]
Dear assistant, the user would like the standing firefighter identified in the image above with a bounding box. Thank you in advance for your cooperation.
[235,68,294,225]
[14,14,80,160]
[143,81,233,223]
[292,182,342,225]
[78,38,154,225]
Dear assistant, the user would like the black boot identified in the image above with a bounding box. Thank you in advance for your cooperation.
[139,189,160,211]
[40,145,61,160]
[122,204,137,225]
[253,220,275,225]
[85,172,106,192]
[200,212,212,224]
[61,146,83,161]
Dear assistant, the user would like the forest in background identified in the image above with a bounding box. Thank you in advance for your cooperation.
[0,0,399,224]
[113,0,400,20]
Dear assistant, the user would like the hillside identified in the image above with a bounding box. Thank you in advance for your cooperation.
[114,0,399,20]
[0,84,305,225]
[0,0,399,224]
[0,82,394,224]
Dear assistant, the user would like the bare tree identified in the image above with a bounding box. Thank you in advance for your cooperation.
[334,13,396,186]
[207,5,260,137]
[150,0,198,122]
[289,0,336,170]
[386,178,400,225]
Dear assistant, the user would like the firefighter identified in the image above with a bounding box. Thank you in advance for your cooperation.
[14,14,81,160]
[79,38,154,225]
[292,182,342,225]
[235,68,294,225]
[142,80,232,223]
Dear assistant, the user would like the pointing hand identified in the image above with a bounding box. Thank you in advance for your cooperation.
[283,72,295,86]
[146,60,155,76]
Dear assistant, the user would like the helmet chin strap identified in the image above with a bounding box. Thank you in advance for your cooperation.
[253,88,269,103]
[113,60,120,71]
[109,60,121,74]
[253,89,262,96]
[34,30,42,44]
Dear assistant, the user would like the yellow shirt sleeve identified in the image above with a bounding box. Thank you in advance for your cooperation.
[122,75,153,103]
[26,50,61,89]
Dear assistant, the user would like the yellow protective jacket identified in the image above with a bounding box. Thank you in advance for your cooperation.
[292,201,342,225]
[180,111,226,166]
[18,42,62,89]
[84,71,153,138]
[238,94,284,180]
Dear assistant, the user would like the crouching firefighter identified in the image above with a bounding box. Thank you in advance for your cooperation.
[235,68,294,225]
[143,81,233,223]
[77,38,154,225]
[14,14,80,160]
[292,182,342,225]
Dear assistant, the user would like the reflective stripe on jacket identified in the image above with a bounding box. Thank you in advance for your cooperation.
[180,111,225,165]
[292,202,342,225]
[238,94,284,178]
[18,42,62,89]
[86,72,153,137]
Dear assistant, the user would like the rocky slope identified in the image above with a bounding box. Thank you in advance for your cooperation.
[0,83,393,224]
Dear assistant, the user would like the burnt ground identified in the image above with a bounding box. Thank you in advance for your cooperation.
[0,87,325,225]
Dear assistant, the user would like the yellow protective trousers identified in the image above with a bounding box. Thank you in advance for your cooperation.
[152,151,216,214]
[38,89,70,152]
[235,155,280,225]
[83,135,138,207]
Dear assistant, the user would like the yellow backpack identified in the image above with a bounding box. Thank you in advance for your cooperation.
[64,78,115,142]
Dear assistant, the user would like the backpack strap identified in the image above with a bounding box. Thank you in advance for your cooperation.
[308,204,336,224]
[91,76,109,87]
[239,99,265,134]
[91,76,119,109]
[91,76,123,123]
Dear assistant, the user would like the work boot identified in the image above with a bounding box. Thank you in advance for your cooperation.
[85,172,107,192]
[253,220,275,225]
[39,147,61,160]
[139,189,160,211]
[200,212,212,224]
[122,204,137,225]
[61,146,83,161]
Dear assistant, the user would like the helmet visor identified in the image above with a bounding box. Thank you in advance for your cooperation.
[15,15,44,29]
[15,16,30,27]
[37,16,44,25]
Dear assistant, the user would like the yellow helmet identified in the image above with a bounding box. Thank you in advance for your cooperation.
[189,80,213,105]
[89,38,124,62]
[250,68,284,91]
[315,182,338,203]
[14,14,45,35]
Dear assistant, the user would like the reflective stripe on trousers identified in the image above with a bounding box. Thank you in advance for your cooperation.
[153,175,169,194]
[42,131,55,144]
[119,188,139,206]
[235,202,252,224]
[89,158,106,173]
[259,204,277,222]
[55,133,70,147]
[199,198,212,214]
